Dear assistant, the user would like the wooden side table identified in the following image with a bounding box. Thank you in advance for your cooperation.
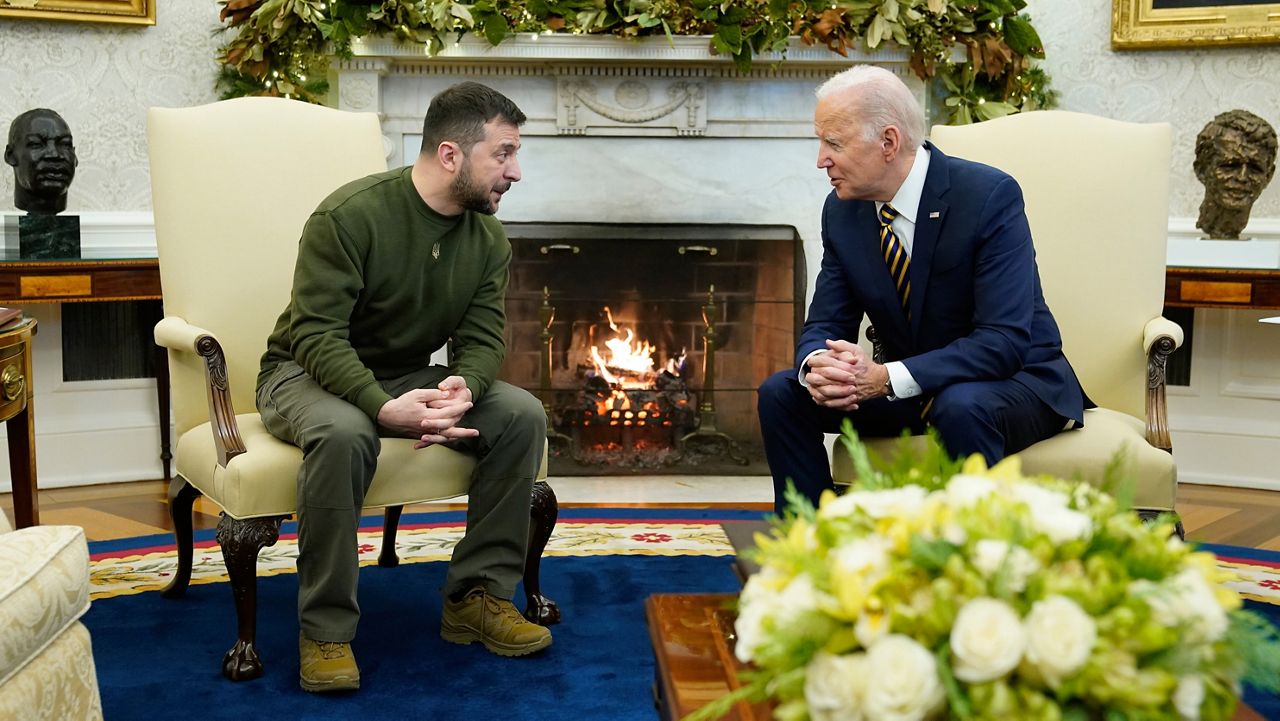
[0,319,38,528]
[0,256,171,481]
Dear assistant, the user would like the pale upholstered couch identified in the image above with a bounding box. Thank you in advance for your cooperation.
[0,512,103,720]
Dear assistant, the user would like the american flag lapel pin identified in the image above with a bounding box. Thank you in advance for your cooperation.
[929,211,941,219]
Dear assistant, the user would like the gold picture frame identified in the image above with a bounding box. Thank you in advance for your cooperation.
[0,0,154,26]
[1113,0,1280,48]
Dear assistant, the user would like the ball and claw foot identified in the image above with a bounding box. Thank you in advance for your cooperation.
[524,594,562,626]
[222,641,264,681]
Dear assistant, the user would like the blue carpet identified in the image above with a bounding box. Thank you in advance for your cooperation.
[82,511,1280,720]
[84,508,756,721]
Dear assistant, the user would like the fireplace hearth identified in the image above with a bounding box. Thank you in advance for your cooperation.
[499,223,801,475]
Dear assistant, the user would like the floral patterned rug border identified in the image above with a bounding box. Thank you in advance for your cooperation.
[88,517,1280,607]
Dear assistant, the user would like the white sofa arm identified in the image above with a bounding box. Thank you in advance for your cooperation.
[154,316,219,354]
[1143,316,1184,355]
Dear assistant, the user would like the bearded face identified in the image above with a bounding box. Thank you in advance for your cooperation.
[449,157,508,215]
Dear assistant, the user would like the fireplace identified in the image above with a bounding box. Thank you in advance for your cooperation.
[335,34,926,473]
[499,223,801,473]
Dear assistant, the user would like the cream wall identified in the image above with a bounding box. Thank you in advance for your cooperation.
[0,3,1276,490]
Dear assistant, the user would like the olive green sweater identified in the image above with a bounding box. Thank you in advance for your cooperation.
[257,166,510,421]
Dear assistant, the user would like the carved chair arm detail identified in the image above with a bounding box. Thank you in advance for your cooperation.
[1145,333,1176,454]
[194,335,247,468]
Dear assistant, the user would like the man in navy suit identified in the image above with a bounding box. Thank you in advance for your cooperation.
[758,65,1089,515]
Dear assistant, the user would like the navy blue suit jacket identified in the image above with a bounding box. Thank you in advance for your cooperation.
[796,142,1089,424]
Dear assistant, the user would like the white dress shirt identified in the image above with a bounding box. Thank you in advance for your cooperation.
[800,146,930,400]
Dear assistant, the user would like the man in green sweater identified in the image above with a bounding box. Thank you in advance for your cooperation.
[256,82,550,693]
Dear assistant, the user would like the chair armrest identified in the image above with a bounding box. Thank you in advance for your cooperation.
[154,316,217,354]
[153,316,246,468]
[1142,316,1183,454]
[1143,316,1184,355]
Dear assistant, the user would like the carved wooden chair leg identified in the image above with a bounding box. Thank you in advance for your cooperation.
[161,476,202,599]
[378,505,404,568]
[216,514,283,681]
[523,480,561,626]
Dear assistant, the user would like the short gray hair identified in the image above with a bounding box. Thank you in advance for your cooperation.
[816,66,925,150]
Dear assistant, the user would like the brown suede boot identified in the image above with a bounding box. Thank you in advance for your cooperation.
[441,587,552,657]
[298,633,360,692]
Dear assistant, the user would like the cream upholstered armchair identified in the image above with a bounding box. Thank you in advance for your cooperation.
[147,97,558,682]
[834,110,1182,522]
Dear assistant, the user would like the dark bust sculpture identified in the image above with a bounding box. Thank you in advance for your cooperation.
[1194,109,1277,240]
[4,108,77,215]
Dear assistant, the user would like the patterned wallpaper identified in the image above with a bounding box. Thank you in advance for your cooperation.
[0,1,1276,220]
[1029,1,1280,220]
[0,2,221,212]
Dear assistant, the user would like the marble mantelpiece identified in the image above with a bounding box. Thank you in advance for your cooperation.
[334,35,922,307]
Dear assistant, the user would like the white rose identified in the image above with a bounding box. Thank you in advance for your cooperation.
[1174,675,1205,721]
[950,597,1026,683]
[805,651,869,721]
[1023,595,1097,688]
[821,486,928,521]
[1012,482,1069,510]
[1011,482,1093,543]
[835,537,892,577]
[945,474,997,507]
[1139,568,1229,644]
[971,540,1040,592]
[863,635,945,721]
[941,521,968,546]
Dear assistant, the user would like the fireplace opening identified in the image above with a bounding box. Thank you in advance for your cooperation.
[499,223,803,475]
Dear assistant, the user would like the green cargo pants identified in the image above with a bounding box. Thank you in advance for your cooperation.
[257,360,546,643]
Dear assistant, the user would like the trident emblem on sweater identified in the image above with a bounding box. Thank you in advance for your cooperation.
[431,242,440,260]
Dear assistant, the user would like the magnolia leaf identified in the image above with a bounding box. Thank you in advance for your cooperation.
[974,100,1015,120]
[482,13,510,45]
[710,33,733,56]
[1002,14,1044,57]
[449,3,473,25]
[879,0,899,22]
[715,21,743,54]
[867,13,887,48]
[927,0,946,13]
[890,20,909,46]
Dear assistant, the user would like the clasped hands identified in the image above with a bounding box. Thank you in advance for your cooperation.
[376,375,480,448]
[804,339,890,411]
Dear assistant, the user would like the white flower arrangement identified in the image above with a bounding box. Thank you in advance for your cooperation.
[688,428,1280,721]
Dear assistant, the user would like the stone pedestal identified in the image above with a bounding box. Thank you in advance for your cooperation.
[3,215,81,259]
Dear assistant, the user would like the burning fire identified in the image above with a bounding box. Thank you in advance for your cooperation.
[586,307,686,423]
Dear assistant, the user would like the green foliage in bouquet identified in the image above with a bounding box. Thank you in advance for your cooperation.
[688,424,1280,721]
[214,0,1055,123]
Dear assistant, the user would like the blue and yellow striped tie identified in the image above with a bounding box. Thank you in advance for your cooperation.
[878,203,910,319]
[878,204,933,419]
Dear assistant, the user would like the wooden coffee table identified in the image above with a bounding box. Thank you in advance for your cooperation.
[646,592,1265,721]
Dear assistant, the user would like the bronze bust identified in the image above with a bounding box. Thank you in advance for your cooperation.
[4,108,77,215]
[1193,110,1277,240]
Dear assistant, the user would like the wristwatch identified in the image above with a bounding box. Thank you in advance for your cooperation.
[882,376,894,398]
